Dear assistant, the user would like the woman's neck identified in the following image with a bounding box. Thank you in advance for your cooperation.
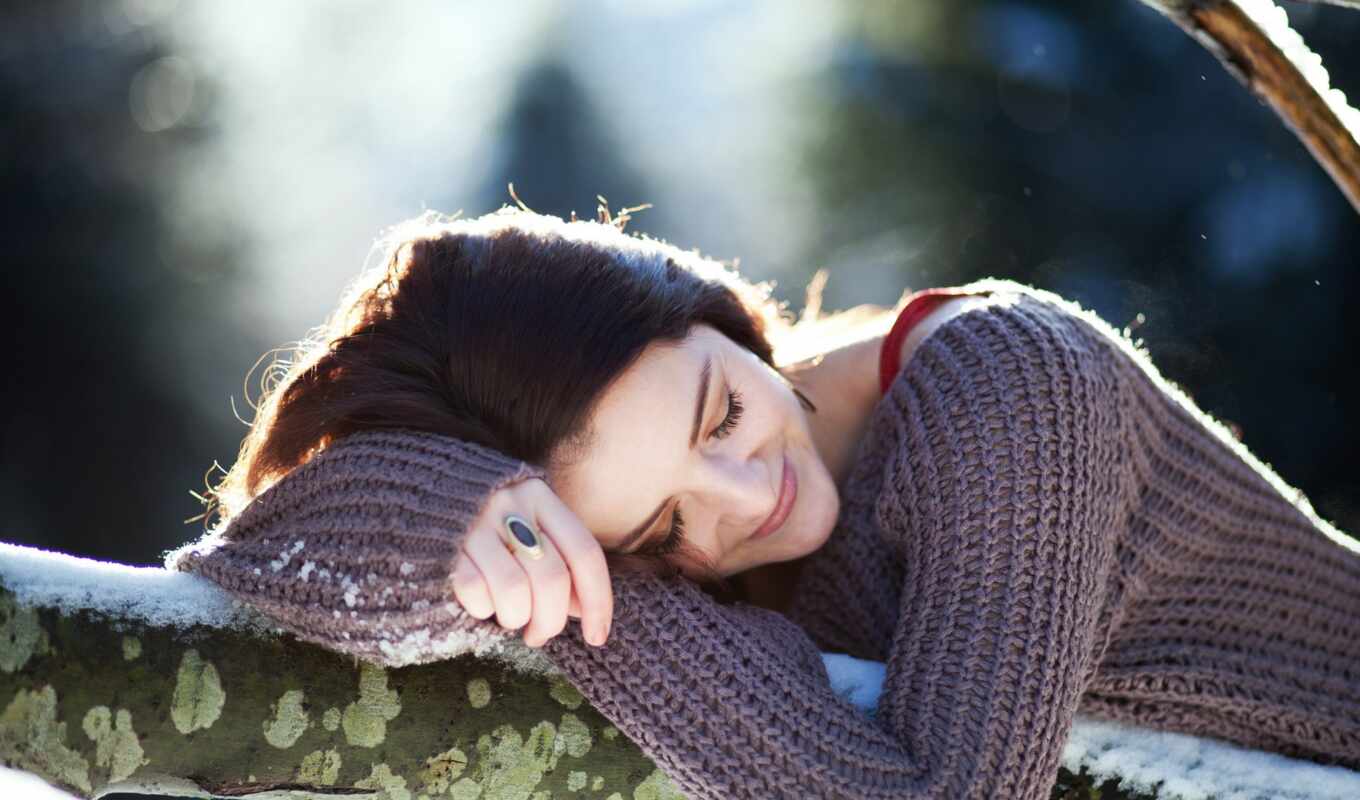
[789,333,885,490]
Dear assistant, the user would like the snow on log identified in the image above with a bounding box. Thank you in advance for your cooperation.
[0,543,670,798]
[3,542,1356,799]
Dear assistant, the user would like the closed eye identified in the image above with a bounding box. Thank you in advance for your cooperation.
[643,386,744,556]
[711,388,743,440]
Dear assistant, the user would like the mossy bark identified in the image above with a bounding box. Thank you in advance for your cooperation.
[0,581,1161,800]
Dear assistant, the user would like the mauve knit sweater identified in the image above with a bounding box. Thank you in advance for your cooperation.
[169,279,1360,798]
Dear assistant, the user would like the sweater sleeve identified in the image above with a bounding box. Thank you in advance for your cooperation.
[539,283,1145,799]
[166,427,548,666]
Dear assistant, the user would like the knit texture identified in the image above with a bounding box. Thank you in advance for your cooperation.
[169,430,547,665]
[169,279,1360,799]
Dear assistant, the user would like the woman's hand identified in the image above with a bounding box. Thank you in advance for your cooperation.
[449,477,613,648]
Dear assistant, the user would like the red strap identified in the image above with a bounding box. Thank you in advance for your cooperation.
[879,288,989,396]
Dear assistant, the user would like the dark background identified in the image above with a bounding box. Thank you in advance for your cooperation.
[3,0,1357,572]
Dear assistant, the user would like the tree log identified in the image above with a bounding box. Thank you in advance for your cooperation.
[0,546,674,799]
[0,543,1322,799]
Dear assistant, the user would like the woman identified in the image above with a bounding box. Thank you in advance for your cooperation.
[169,206,1360,798]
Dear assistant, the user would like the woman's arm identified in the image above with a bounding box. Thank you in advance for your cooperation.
[166,428,551,666]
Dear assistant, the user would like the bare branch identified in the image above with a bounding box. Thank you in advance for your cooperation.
[1139,0,1360,215]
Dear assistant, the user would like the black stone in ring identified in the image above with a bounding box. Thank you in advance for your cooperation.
[503,514,544,560]
[507,516,539,548]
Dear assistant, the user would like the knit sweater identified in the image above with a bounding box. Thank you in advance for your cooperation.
[169,278,1360,799]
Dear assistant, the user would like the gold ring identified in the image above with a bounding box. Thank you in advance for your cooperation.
[501,514,545,561]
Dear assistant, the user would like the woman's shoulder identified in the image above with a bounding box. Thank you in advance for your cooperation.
[890,293,1007,384]
[890,278,1138,384]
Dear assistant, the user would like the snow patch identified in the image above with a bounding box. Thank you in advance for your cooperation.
[1061,713,1360,800]
[1235,0,1360,147]
[268,539,306,573]
[0,765,84,800]
[822,652,1360,799]
[0,542,270,632]
[821,652,885,718]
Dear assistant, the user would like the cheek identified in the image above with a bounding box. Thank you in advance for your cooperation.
[747,362,798,421]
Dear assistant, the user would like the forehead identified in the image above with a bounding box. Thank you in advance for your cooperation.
[548,325,719,534]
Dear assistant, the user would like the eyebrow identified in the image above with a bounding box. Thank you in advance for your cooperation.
[615,354,713,553]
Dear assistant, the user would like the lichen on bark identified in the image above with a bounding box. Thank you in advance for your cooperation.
[0,577,1164,799]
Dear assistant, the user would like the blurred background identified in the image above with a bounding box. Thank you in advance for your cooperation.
[2,0,1357,567]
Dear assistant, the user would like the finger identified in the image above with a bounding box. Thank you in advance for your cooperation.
[530,483,613,645]
[461,527,533,631]
[512,531,571,648]
[568,585,582,620]
[450,550,495,620]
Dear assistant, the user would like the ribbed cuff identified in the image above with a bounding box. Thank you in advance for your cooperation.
[169,428,547,665]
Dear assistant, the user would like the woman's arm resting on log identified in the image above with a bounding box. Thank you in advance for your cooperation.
[166,429,550,666]
[870,287,1140,797]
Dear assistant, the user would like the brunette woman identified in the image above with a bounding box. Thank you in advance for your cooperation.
[171,207,1360,799]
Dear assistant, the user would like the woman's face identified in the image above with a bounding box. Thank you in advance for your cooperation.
[547,323,840,579]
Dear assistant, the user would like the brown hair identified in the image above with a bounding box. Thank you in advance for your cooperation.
[196,202,906,595]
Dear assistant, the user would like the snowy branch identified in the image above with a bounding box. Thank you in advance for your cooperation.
[2,543,1354,799]
[0,543,674,799]
[1138,0,1360,215]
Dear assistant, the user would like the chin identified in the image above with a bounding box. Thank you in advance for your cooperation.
[794,480,840,558]
[804,440,842,537]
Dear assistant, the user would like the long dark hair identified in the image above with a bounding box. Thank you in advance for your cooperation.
[197,202,904,592]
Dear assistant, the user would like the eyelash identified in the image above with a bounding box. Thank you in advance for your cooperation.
[712,387,744,440]
[648,387,744,556]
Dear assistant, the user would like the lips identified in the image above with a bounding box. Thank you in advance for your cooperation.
[751,454,796,541]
